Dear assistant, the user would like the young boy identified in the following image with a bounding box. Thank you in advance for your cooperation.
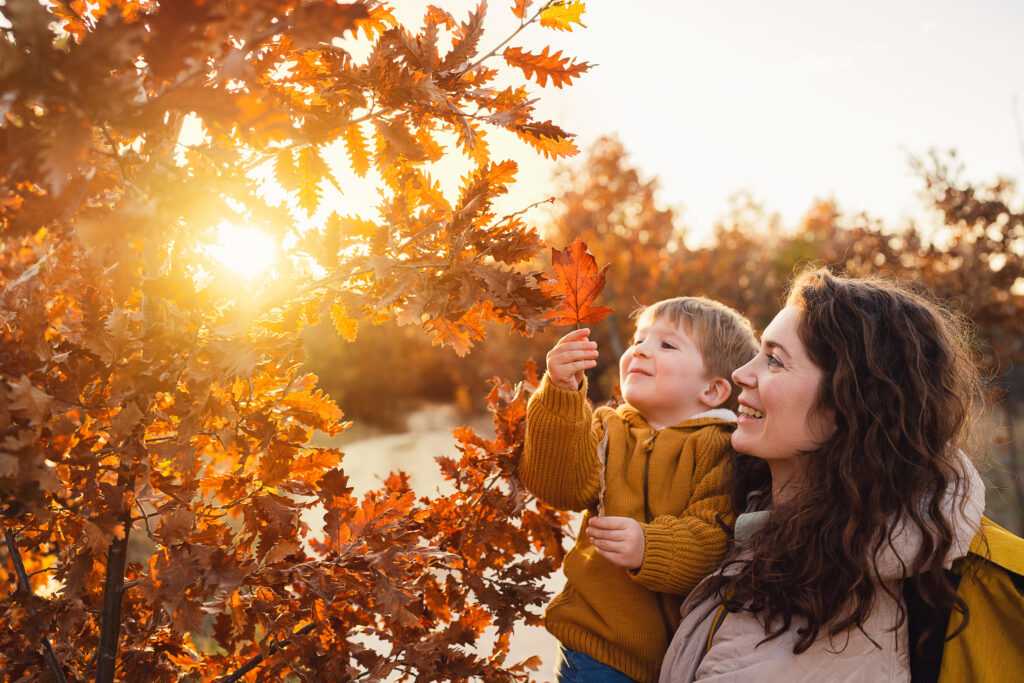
[520,297,759,683]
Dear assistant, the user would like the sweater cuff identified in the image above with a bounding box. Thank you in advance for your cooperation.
[535,372,589,420]
[631,521,682,589]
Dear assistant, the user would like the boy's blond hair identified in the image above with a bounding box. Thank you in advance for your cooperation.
[632,297,758,411]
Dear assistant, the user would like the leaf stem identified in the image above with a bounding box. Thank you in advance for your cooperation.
[217,621,317,683]
[462,1,556,74]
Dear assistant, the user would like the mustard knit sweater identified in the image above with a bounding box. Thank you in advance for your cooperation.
[519,374,734,683]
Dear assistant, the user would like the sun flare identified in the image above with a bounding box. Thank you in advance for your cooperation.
[205,221,278,280]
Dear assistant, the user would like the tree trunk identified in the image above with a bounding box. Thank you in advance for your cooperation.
[95,472,133,683]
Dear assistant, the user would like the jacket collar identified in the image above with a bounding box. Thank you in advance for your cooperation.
[619,404,738,430]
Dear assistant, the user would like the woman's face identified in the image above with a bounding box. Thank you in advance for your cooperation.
[731,305,835,465]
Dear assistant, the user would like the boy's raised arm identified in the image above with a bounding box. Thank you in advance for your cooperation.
[520,372,605,511]
[628,428,734,595]
[519,329,603,511]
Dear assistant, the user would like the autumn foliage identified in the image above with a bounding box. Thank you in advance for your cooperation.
[541,238,613,327]
[0,0,596,680]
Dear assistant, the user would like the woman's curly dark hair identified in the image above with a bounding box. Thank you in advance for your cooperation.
[699,267,984,654]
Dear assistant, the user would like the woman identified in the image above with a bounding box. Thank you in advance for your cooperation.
[660,269,986,682]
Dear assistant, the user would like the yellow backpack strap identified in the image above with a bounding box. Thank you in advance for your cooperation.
[704,603,729,655]
[968,516,1024,577]
[937,516,1024,683]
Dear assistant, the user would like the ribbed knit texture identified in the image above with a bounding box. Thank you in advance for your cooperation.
[519,373,734,683]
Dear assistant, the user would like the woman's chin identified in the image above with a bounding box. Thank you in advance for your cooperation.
[731,422,763,454]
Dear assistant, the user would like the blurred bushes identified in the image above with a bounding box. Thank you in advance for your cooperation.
[304,137,1024,531]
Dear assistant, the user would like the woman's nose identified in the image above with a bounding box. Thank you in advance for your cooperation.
[732,358,756,388]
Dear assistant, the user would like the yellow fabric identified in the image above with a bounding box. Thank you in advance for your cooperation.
[969,516,1024,576]
[520,373,734,683]
[939,517,1024,683]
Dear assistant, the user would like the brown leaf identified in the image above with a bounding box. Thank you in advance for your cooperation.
[83,520,113,555]
[264,540,300,566]
[441,1,486,71]
[158,508,196,546]
[424,305,489,357]
[111,401,144,439]
[514,120,579,159]
[7,375,53,425]
[503,46,592,88]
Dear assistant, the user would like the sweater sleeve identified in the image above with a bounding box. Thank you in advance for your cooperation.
[630,427,734,595]
[518,372,604,511]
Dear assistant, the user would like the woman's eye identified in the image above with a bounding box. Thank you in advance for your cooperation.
[766,353,783,368]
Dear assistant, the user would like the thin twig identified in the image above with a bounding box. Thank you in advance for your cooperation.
[461,1,555,75]
[134,499,155,539]
[217,621,317,683]
[3,530,69,683]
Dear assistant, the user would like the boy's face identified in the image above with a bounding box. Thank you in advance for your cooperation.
[619,313,713,426]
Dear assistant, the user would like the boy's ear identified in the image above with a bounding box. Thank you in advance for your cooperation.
[700,378,732,408]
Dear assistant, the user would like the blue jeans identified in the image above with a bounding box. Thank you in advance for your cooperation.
[556,646,637,682]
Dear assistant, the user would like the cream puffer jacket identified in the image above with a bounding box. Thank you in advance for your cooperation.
[659,456,986,683]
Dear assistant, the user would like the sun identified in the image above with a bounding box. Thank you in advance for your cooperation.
[204,221,278,280]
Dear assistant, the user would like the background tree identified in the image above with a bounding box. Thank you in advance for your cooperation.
[0,0,595,680]
[302,132,1024,536]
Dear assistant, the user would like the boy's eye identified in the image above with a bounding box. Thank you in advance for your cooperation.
[661,341,677,350]
[633,338,644,346]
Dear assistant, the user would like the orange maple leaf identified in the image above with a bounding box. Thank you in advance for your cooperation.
[542,238,613,326]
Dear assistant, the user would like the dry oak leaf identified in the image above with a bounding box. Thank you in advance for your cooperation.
[511,1,532,20]
[542,238,613,326]
[343,122,371,176]
[7,375,54,425]
[331,302,359,342]
[514,120,578,159]
[503,46,592,88]
[539,1,586,31]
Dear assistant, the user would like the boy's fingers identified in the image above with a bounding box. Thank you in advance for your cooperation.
[554,341,598,354]
[551,349,599,364]
[586,527,622,541]
[589,516,632,530]
[592,539,626,553]
[557,328,591,345]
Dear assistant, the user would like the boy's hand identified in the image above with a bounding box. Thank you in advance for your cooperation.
[546,328,599,391]
[587,516,644,570]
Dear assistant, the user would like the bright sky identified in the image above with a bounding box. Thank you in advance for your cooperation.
[390,0,1024,242]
